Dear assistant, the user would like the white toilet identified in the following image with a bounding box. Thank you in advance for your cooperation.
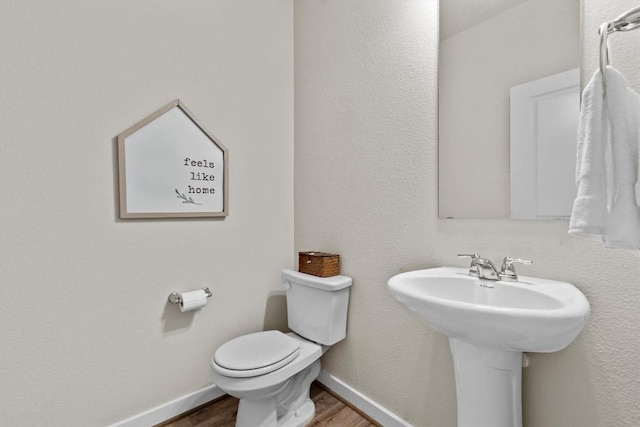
[211,269,352,427]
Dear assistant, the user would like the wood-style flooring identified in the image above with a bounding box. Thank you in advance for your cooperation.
[157,381,379,427]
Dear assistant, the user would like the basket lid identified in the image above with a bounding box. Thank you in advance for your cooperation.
[299,251,338,257]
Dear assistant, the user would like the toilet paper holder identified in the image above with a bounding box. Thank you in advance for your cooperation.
[168,287,213,305]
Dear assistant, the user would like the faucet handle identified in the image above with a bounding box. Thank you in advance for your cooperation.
[457,253,480,277]
[500,257,532,281]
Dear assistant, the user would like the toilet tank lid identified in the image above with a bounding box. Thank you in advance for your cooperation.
[282,269,352,290]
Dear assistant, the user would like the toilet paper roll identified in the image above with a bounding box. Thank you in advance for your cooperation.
[179,289,208,312]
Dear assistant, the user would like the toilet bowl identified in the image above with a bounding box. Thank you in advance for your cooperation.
[211,270,352,427]
[212,331,326,427]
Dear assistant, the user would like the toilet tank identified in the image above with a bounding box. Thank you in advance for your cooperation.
[282,269,352,346]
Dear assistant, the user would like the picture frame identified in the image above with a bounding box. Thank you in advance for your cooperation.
[117,100,229,219]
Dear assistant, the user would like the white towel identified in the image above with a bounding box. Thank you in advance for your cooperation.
[569,66,640,250]
[569,69,609,240]
[603,67,640,249]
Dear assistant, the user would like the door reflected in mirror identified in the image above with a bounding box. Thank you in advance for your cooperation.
[438,0,581,220]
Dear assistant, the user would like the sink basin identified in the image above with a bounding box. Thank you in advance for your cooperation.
[388,267,590,352]
[388,266,590,427]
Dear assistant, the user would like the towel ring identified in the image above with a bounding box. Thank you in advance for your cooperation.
[598,5,640,86]
[610,6,640,33]
[599,22,611,81]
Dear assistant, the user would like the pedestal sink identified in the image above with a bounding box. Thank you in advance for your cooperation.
[388,267,589,427]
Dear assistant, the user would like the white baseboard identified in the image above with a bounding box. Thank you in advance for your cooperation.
[317,369,413,427]
[108,384,225,427]
[109,370,411,427]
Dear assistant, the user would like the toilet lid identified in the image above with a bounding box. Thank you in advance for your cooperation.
[214,331,300,377]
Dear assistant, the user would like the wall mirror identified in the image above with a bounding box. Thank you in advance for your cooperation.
[438,0,581,220]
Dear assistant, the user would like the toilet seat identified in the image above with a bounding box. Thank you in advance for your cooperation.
[213,330,300,378]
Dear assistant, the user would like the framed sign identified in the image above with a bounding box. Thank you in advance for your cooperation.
[117,100,228,218]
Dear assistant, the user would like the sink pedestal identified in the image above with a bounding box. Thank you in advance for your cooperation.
[450,338,523,427]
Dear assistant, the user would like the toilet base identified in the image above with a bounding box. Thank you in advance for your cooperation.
[236,396,315,427]
[234,359,321,427]
[275,399,315,427]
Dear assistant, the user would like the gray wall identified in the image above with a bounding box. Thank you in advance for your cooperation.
[2,1,639,426]
[295,0,639,426]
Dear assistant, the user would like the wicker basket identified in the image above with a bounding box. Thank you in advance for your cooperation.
[298,252,340,277]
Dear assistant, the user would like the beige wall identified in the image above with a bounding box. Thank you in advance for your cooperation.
[295,0,639,426]
[0,1,293,425]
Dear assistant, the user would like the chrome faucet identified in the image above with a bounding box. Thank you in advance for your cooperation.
[499,257,533,282]
[458,254,532,282]
[457,253,480,275]
[458,254,499,280]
